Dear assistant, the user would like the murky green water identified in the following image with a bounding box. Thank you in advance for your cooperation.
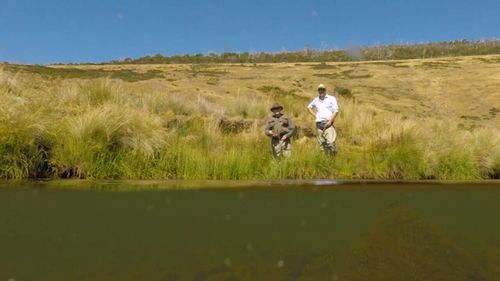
[1,181,500,281]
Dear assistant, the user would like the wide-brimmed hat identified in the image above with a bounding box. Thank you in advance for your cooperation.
[270,102,283,111]
[317,84,326,90]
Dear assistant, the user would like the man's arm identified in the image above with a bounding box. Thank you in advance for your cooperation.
[307,99,317,119]
[264,119,274,136]
[326,112,337,127]
[307,107,316,118]
[282,117,295,140]
[325,97,339,127]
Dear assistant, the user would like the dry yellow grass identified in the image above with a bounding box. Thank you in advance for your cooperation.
[45,54,500,130]
[1,54,499,179]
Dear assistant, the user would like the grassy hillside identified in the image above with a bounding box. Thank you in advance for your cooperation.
[1,54,499,180]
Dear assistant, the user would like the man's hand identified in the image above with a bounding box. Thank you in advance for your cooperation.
[280,135,288,141]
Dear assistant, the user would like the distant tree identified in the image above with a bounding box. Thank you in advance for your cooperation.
[103,40,500,65]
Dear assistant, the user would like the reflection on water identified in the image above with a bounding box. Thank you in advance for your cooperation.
[0,181,500,281]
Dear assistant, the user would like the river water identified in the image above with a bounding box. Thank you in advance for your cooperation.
[1,180,500,281]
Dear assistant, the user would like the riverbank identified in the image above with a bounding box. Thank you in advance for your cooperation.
[1,55,499,180]
[1,179,500,192]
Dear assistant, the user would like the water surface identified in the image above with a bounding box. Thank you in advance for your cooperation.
[1,180,500,281]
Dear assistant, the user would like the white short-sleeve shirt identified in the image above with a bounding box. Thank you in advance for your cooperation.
[307,94,339,122]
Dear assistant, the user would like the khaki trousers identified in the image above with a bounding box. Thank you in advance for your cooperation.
[271,138,291,158]
[317,126,337,155]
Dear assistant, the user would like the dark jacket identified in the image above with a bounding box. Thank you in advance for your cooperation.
[265,114,295,139]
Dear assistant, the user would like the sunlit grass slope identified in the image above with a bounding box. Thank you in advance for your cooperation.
[1,54,499,180]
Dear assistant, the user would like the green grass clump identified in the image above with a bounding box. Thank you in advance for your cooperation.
[368,131,424,179]
[0,119,49,178]
[79,79,118,105]
[0,86,52,178]
[334,86,353,99]
[434,152,481,180]
[50,104,166,178]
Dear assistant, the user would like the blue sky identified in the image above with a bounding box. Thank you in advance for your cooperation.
[1,0,499,64]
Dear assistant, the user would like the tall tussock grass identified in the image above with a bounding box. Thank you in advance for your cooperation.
[0,70,52,178]
[51,104,167,178]
[0,108,49,178]
[0,70,499,180]
[79,79,121,106]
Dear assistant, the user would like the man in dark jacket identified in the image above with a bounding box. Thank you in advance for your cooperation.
[265,103,295,158]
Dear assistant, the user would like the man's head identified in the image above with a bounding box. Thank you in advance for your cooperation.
[317,84,327,99]
[270,102,283,115]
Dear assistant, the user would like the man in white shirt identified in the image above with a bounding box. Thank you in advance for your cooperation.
[307,84,339,155]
